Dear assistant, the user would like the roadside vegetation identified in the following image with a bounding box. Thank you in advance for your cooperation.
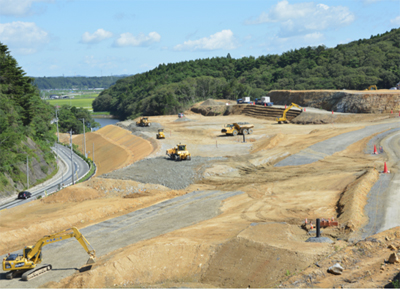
[93,28,400,119]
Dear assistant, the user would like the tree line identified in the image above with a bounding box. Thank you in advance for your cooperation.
[93,28,400,120]
[33,76,127,90]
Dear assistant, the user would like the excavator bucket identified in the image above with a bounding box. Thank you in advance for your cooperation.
[86,255,96,265]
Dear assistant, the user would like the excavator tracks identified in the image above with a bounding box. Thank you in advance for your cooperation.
[21,264,52,281]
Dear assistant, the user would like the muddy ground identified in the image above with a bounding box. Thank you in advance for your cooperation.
[1,99,400,288]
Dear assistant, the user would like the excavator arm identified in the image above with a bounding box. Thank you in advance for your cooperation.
[26,227,96,263]
[277,103,302,123]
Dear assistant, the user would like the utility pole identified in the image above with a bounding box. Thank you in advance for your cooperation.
[70,130,74,185]
[55,108,59,142]
[79,118,86,157]
[26,156,29,188]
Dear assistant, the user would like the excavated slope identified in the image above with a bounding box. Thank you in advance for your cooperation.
[269,90,400,113]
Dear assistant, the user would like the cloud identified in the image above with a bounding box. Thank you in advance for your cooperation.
[0,0,53,17]
[0,21,49,54]
[80,29,113,44]
[391,16,400,25]
[174,29,237,51]
[113,32,161,47]
[247,0,354,37]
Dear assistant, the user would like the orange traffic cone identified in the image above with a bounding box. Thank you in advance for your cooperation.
[332,110,334,114]
[391,110,393,114]
[304,108,306,112]
[264,103,266,107]
[285,104,287,109]
[310,222,313,230]
[374,145,378,154]
[305,218,308,224]
[383,162,389,173]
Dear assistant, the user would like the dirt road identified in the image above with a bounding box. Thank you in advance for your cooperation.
[0,190,242,287]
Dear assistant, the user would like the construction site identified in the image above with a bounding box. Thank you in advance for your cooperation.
[1,89,400,288]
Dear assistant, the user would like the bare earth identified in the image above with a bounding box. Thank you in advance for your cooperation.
[1,99,400,288]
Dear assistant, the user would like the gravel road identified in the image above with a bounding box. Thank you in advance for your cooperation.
[0,189,243,287]
[275,122,400,167]
[100,156,225,190]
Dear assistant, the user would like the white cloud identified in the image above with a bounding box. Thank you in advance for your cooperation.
[174,29,237,51]
[0,21,49,54]
[248,0,354,37]
[80,29,113,44]
[113,32,161,47]
[0,0,53,16]
[391,16,400,25]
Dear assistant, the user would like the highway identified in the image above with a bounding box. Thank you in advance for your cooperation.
[0,143,90,210]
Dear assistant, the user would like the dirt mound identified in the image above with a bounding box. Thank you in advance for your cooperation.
[292,111,389,124]
[251,133,284,153]
[200,99,225,106]
[126,121,163,133]
[42,185,104,203]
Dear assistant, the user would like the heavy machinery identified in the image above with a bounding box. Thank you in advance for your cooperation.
[166,143,191,161]
[221,122,254,136]
[136,117,151,127]
[365,85,378,90]
[2,227,96,281]
[276,103,302,124]
[156,129,165,139]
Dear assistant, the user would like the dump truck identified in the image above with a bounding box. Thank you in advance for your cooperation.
[2,227,95,281]
[166,144,191,161]
[221,122,254,136]
[156,129,165,139]
[136,117,151,127]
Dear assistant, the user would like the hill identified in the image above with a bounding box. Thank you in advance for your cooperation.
[0,43,57,197]
[93,28,400,120]
[33,75,127,90]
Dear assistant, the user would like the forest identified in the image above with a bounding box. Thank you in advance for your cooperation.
[0,43,56,189]
[93,28,400,120]
[33,75,127,89]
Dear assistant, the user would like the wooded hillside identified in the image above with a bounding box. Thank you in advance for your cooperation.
[0,43,57,195]
[93,28,400,120]
[33,76,127,89]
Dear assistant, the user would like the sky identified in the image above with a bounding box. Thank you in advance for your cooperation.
[0,0,399,77]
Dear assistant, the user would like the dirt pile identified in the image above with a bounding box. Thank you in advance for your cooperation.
[200,99,225,106]
[292,111,390,124]
[269,90,400,113]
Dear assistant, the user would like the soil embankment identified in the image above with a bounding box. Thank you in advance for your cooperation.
[269,90,400,113]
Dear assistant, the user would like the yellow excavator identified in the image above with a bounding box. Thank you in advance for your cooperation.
[276,103,302,124]
[166,144,191,161]
[365,85,378,91]
[2,227,96,281]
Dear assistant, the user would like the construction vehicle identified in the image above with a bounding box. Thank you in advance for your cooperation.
[136,117,151,127]
[166,143,191,161]
[255,96,274,106]
[276,103,302,124]
[156,129,165,139]
[365,85,378,91]
[221,122,254,136]
[2,227,96,281]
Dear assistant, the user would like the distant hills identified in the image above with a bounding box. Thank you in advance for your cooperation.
[92,28,400,120]
[33,75,129,90]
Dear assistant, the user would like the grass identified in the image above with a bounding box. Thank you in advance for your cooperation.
[91,111,110,115]
[47,98,94,109]
[77,161,96,183]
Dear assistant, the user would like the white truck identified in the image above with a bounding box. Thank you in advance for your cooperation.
[255,96,273,106]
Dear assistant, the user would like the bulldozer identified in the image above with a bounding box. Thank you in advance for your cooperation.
[365,85,378,91]
[276,103,302,124]
[156,129,165,139]
[2,227,96,281]
[136,117,151,127]
[221,122,254,136]
[166,143,191,161]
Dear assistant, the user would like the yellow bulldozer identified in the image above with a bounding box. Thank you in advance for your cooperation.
[156,129,165,139]
[221,122,254,136]
[136,117,151,127]
[276,103,302,124]
[166,144,191,161]
[2,227,96,281]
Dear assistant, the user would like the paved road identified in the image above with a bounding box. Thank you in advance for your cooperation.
[275,121,400,167]
[0,190,243,287]
[0,144,89,210]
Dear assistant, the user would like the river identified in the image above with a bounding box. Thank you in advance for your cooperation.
[92,118,121,131]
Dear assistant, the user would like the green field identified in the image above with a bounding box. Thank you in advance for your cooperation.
[47,98,94,110]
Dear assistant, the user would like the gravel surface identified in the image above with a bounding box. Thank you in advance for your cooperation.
[173,117,193,122]
[125,121,163,133]
[275,122,400,167]
[0,190,244,287]
[305,237,334,243]
[364,127,400,154]
[100,156,226,190]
